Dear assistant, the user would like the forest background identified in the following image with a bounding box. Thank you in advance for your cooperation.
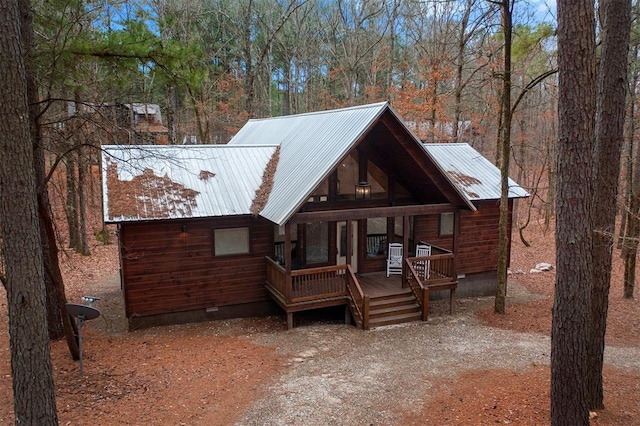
[33,0,640,293]
[1,0,640,423]
[37,0,562,250]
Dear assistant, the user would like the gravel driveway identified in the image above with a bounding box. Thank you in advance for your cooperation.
[238,309,545,425]
[233,294,640,426]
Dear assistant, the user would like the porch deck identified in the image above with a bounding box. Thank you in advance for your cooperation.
[265,254,457,329]
[356,272,405,297]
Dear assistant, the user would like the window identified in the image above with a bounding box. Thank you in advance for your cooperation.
[213,227,250,256]
[439,212,454,236]
[306,222,329,264]
[366,218,387,257]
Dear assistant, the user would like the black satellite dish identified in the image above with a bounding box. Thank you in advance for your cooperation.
[66,301,101,375]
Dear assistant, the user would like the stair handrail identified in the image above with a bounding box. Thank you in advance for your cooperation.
[404,258,429,321]
[345,265,369,329]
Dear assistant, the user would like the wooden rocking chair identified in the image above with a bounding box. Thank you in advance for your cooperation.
[415,244,432,280]
[386,243,403,277]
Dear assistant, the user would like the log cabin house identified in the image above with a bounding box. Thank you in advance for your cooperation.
[102,102,528,330]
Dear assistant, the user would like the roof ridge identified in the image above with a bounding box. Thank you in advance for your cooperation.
[103,144,279,149]
[247,101,389,122]
[423,142,468,146]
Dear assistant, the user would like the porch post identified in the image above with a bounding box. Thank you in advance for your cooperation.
[402,215,410,287]
[285,223,294,330]
[386,217,394,244]
[284,223,292,303]
[346,219,353,266]
[453,209,460,279]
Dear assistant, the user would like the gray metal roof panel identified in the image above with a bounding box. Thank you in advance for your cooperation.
[228,102,389,225]
[422,143,529,201]
[102,144,278,222]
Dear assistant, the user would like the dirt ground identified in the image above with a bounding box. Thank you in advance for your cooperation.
[1,220,639,425]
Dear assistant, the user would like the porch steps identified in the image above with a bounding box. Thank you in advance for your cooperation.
[367,289,421,328]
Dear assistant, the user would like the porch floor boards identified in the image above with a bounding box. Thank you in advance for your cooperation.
[355,272,406,297]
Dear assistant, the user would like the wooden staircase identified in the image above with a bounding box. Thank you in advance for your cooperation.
[367,288,422,328]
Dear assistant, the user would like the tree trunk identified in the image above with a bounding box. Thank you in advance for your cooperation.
[0,0,58,421]
[495,0,512,315]
[552,0,596,422]
[19,0,79,358]
[78,145,91,256]
[617,2,640,251]
[544,126,556,233]
[18,0,63,341]
[66,151,80,249]
[587,0,631,410]
[166,85,178,145]
[453,0,473,143]
[243,0,256,117]
[495,87,504,167]
[620,41,639,251]
[622,215,638,297]
[622,139,640,298]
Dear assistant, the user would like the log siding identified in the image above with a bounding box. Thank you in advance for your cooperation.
[120,216,274,318]
[414,200,512,275]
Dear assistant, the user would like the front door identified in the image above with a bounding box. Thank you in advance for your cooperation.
[337,221,358,272]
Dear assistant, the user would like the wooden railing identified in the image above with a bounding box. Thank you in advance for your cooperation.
[408,253,455,285]
[266,259,347,303]
[365,233,386,256]
[345,265,369,329]
[274,241,298,262]
[290,265,348,302]
[404,261,428,321]
[405,253,457,320]
[266,257,287,297]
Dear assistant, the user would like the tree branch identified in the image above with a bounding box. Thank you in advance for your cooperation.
[510,69,558,116]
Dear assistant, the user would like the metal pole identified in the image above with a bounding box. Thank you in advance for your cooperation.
[77,315,85,375]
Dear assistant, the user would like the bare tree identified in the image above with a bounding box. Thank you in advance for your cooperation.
[494,0,513,315]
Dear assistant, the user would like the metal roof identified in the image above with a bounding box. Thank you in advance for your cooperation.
[102,144,278,222]
[228,102,389,225]
[422,143,529,201]
[124,103,159,115]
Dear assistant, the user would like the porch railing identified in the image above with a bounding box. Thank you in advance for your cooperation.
[404,261,429,321]
[266,258,349,304]
[408,253,456,285]
[404,253,457,320]
[345,265,369,329]
[266,257,288,297]
[273,240,298,263]
[290,265,348,302]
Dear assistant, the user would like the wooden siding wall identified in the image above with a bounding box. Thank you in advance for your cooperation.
[414,200,512,275]
[120,216,274,318]
[457,201,502,274]
[413,215,455,252]
[357,219,387,273]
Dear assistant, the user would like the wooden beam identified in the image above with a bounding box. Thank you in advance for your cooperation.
[453,208,460,279]
[285,223,292,303]
[287,312,293,330]
[289,203,455,225]
[346,219,353,266]
[402,215,409,288]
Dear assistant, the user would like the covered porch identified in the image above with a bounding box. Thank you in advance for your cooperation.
[264,249,458,329]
